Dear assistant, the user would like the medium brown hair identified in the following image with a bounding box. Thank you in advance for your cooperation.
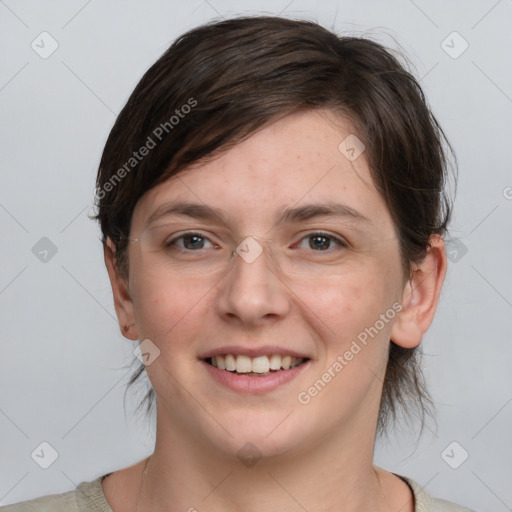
[93,15,456,437]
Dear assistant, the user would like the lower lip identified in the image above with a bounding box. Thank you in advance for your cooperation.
[201,359,310,394]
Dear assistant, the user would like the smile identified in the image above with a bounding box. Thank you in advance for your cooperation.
[206,354,307,376]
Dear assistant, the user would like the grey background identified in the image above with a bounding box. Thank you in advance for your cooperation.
[1,0,511,510]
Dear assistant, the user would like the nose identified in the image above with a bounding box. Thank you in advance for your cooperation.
[215,236,290,325]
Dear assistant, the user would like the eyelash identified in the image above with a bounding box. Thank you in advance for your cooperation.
[166,231,347,252]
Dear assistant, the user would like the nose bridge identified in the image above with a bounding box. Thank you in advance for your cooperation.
[234,235,273,265]
[217,234,289,322]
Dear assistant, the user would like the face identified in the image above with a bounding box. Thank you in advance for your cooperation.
[112,110,416,459]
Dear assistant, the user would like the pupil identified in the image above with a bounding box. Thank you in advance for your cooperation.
[311,235,329,250]
[184,235,203,249]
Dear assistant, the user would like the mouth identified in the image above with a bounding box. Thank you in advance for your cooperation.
[204,354,309,377]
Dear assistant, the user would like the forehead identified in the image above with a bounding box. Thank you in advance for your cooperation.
[131,110,394,235]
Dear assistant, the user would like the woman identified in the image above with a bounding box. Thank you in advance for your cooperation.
[2,15,477,512]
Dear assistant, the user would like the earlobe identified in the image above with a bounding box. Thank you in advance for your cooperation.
[390,235,447,349]
[104,237,139,341]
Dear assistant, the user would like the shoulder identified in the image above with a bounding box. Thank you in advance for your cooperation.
[399,475,478,512]
[0,476,112,512]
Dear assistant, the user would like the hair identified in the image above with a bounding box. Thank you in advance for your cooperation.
[92,15,456,438]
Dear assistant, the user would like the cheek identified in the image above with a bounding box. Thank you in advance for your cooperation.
[295,270,388,336]
[131,270,214,344]
[294,266,397,392]
[297,272,395,413]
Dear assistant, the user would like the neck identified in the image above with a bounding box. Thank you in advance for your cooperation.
[134,412,389,512]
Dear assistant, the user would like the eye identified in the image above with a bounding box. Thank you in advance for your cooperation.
[166,232,215,251]
[296,232,347,251]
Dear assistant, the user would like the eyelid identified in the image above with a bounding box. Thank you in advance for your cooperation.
[294,230,348,248]
[166,230,348,250]
[166,231,219,248]
[149,225,225,241]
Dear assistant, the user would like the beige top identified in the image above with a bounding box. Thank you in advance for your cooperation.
[0,473,477,511]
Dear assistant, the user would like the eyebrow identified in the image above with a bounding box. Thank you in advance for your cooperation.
[145,201,371,228]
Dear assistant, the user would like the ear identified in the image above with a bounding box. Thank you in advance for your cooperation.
[104,237,139,340]
[390,235,447,349]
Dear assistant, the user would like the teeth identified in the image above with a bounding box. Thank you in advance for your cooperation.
[236,355,252,373]
[269,354,281,370]
[252,356,270,373]
[225,354,236,371]
[209,354,305,373]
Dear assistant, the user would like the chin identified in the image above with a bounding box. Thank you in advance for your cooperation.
[204,408,311,462]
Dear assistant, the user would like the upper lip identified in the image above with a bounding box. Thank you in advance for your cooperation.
[200,345,311,360]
